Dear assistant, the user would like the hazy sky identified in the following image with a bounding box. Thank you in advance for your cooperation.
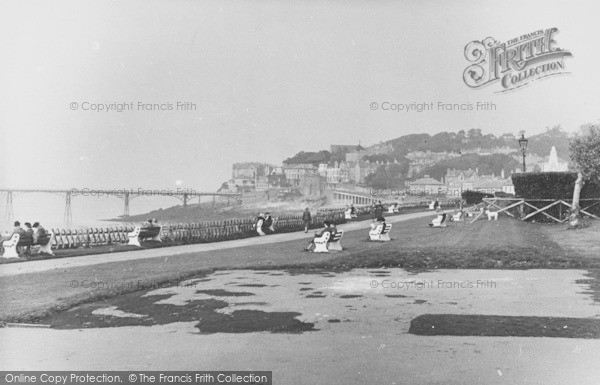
[1,0,599,192]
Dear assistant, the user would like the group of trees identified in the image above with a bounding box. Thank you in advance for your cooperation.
[283,127,571,170]
[570,123,600,217]
[384,126,570,158]
[385,129,512,155]
[363,161,411,189]
[283,151,338,166]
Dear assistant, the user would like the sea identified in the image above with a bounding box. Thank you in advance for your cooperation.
[0,193,183,232]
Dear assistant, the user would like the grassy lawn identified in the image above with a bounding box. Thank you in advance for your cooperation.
[1,216,599,323]
[544,220,600,259]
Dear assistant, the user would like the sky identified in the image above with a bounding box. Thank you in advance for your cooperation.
[1,0,599,194]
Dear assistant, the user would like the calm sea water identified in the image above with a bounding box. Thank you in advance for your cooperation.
[0,193,183,231]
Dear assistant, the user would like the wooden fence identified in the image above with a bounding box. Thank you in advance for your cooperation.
[470,197,600,223]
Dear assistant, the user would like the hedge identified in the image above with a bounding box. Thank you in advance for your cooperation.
[509,172,600,222]
[461,190,494,205]
[511,172,600,199]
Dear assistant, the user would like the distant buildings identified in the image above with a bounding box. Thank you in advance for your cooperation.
[222,162,281,193]
[460,146,515,155]
[444,168,514,196]
[299,174,324,196]
[406,151,460,177]
[445,168,479,196]
[408,176,446,195]
[232,162,278,179]
[282,164,318,187]
[222,144,565,199]
[318,160,380,185]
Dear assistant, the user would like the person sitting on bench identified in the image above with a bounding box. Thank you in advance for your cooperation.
[370,216,384,230]
[32,222,47,243]
[23,222,34,255]
[262,212,275,234]
[450,209,463,222]
[329,221,338,236]
[429,209,447,227]
[303,221,333,251]
[1,221,27,255]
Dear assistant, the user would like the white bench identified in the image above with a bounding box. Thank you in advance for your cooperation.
[328,230,344,251]
[369,223,392,241]
[255,219,265,236]
[344,209,357,220]
[255,218,276,236]
[127,226,162,247]
[430,213,447,228]
[1,233,55,259]
[313,231,331,253]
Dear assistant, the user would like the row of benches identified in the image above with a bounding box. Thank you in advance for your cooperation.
[2,216,396,257]
[312,222,393,252]
[1,226,162,258]
[0,209,349,258]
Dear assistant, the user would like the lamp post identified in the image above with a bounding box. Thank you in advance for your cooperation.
[518,133,529,172]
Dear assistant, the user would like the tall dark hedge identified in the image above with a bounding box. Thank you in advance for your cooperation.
[461,190,494,204]
[511,172,600,199]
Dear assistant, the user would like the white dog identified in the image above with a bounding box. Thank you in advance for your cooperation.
[485,209,498,220]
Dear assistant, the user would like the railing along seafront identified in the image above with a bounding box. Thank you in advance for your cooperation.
[2,199,447,253]
[25,209,348,251]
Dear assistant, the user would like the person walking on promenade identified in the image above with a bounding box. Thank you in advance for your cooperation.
[302,207,312,233]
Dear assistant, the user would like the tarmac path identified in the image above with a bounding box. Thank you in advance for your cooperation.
[0,210,437,277]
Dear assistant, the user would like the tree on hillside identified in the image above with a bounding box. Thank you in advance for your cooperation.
[283,151,332,166]
[363,161,410,189]
[570,123,600,218]
[527,125,571,158]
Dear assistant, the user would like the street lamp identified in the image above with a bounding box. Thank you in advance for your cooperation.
[518,133,529,172]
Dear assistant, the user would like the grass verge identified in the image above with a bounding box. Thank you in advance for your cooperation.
[1,216,599,324]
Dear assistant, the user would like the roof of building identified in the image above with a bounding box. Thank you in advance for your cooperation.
[446,168,478,178]
[409,177,444,186]
[282,163,318,170]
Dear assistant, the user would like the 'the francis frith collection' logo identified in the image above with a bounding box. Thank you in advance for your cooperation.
[463,28,572,92]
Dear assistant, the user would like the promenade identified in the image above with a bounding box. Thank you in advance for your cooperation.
[1,209,600,383]
[0,210,436,277]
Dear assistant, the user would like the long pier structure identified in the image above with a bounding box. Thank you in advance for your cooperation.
[0,188,242,226]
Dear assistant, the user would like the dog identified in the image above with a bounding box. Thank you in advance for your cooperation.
[485,209,498,220]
